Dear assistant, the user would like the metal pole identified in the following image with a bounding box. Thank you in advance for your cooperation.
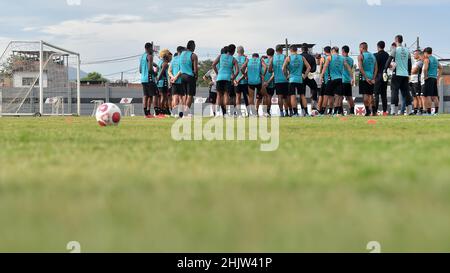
[285,38,289,57]
[439,78,444,113]
[77,55,81,116]
[39,40,44,115]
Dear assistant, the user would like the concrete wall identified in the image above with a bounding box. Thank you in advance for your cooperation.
[2,83,450,116]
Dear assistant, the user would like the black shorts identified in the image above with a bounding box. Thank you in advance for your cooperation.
[266,87,275,97]
[208,91,217,104]
[410,82,422,97]
[236,84,248,94]
[248,84,262,91]
[181,74,196,96]
[342,83,353,97]
[424,78,438,97]
[326,79,342,96]
[229,84,236,98]
[319,82,327,97]
[289,82,306,96]
[275,82,289,96]
[359,80,374,95]
[216,80,231,93]
[304,77,318,100]
[158,86,169,96]
[172,83,185,96]
[142,82,157,97]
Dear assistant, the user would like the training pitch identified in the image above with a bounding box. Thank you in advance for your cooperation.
[1,115,450,252]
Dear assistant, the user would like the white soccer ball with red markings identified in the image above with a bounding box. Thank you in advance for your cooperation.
[96,103,122,127]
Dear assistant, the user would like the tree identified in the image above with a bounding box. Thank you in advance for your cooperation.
[81,72,108,82]
[197,60,213,87]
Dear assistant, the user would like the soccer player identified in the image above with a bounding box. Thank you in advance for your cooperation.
[358,42,378,116]
[234,46,249,116]
[386,35,413,115]
[212,44,239,117]
[269,45,290,117]
[262,48,276,116]
[156,49,172,117]
[169,46,186,118]
[300,44,319,111]
[342,45,355,115]
[422,47,443,115]
[321,46,343,115]
[283,44,311,116]
[242,53,268,116]
[139,42,158,118]
[203,68,218,116]
[410,50,424,115]
[319,46,332,115]
[180,40,199,117]
[374,41,390,116]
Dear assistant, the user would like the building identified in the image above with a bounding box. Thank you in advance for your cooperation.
[10,50,68,88]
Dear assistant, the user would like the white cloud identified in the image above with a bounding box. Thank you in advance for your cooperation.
[2,0,447,76]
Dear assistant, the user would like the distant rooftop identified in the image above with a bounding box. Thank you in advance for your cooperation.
[276,43,316,49]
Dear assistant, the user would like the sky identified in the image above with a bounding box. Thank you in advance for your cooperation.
[1,0,449,81]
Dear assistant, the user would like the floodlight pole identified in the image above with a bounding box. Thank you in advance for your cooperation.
[39,40,44,115]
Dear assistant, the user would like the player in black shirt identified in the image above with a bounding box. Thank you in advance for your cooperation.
[373,41,390,115]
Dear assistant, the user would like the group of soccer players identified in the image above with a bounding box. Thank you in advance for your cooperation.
[140,34,443,118]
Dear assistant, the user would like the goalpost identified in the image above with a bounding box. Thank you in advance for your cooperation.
[0,41,81,116]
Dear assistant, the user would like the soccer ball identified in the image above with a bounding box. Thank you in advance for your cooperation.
[311,110,319,117]
[96,103,122,127]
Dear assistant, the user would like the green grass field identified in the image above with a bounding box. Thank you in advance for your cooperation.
[1,115,450,252]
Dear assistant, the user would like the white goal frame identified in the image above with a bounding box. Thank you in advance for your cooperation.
[0,40,81,116]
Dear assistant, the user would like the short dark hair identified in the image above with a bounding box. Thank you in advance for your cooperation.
[332,46,339,53]
[145,42,153,53]
[360,42,368,50]
[252,53,259,58]
[221,46,229,54]
[324,46,331,54]
[377,41,385,49]
[423,47,433,54]
[289,45,298,52]
[177,46,185,54]
[276,45,284,53]
[187,40,195,51]
[266,48,275,57]
[228,44,236,55]
[342,45,350,54]
[301,43,309,52]
[395,35,403,44]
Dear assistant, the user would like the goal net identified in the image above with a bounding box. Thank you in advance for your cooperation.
[0,41,80,116]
